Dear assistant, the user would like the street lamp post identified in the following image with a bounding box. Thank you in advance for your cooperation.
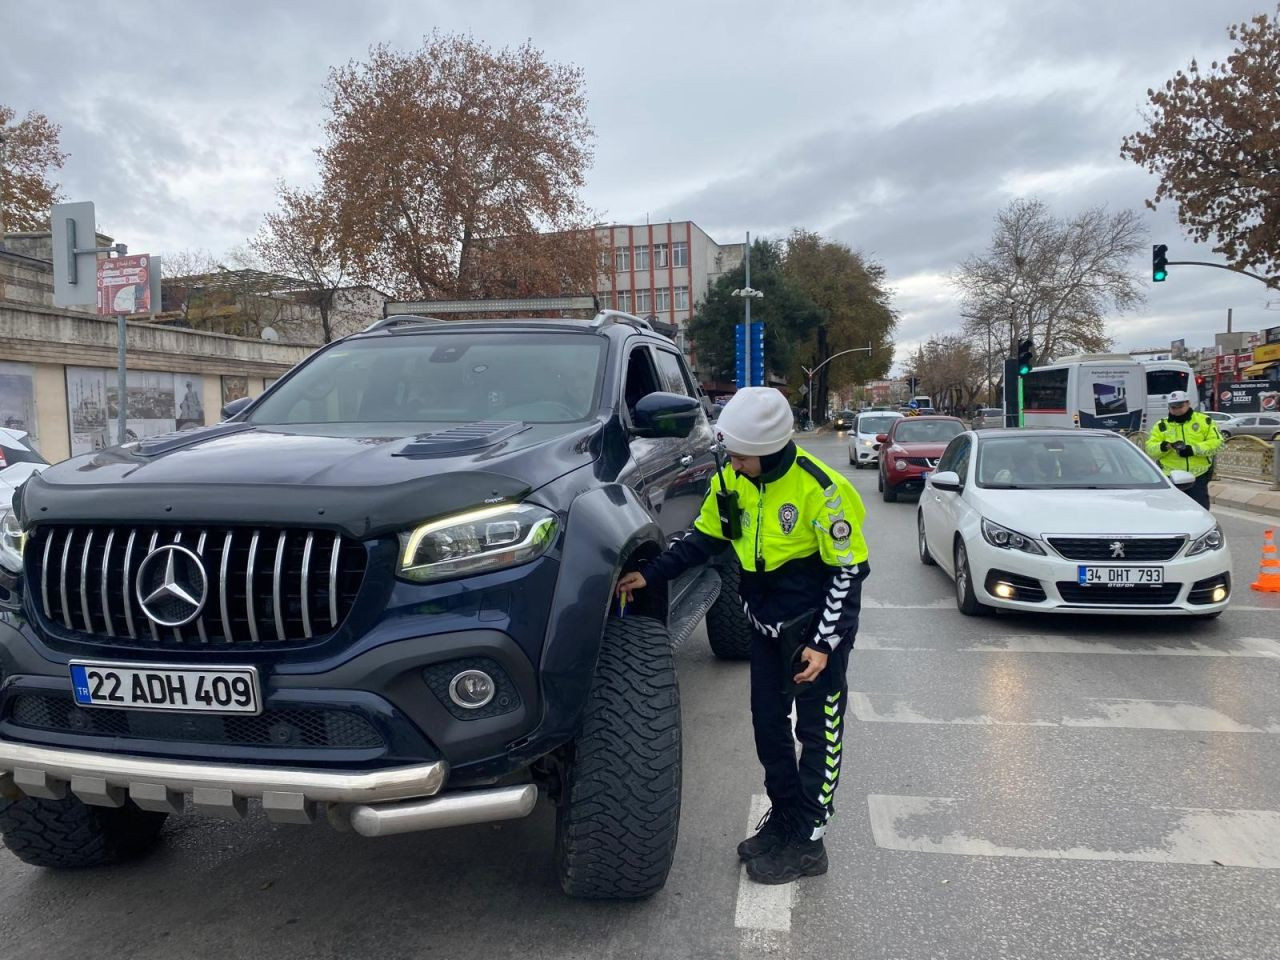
[802,344,873,431]
[731,232,764,389]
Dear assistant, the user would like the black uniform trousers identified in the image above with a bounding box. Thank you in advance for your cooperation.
[748,605,857,840]
[1184,471,1212,510]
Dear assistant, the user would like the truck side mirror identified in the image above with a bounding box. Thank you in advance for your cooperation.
[221,396,255,420]
[632,392,701,440]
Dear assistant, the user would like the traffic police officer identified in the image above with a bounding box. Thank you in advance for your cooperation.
[1145,390,1222,509]
[616,387,869,885]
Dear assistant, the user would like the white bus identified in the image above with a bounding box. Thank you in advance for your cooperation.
[1020,354,1147,432]
[1141,360,1200,430]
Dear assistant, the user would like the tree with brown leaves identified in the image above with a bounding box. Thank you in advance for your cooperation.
[317,33,598,300]
[251,185,350,342]
[1,104,68,235]
[1121,7,1280,283]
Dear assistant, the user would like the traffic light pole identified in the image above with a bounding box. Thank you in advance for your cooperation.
[1157,258,1277,288]
[802,344,873,431]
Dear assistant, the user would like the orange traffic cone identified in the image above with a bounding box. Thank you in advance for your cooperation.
[1251,529,1280,593]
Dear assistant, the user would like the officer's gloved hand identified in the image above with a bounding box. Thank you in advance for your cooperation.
[1159,441,1171,452]
[1175,443,1192,457]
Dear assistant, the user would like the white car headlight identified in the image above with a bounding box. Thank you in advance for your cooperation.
[1186,524,1225,557]
[398,503,558,583]
[0,509,25,572]
[981,518,1046,556]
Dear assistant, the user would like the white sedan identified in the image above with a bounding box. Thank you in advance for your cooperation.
[917,428,1231,617]
[847,410,903,469]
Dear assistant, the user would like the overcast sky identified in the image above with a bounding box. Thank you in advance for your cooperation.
[6,0,1279,370]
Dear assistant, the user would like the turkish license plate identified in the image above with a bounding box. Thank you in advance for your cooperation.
[69,662,261,715]
[1076,566,1164,586]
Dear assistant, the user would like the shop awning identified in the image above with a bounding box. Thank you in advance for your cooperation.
[1240,360,1278,377]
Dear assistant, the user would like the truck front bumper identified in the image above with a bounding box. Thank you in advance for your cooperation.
[0,740,538,836]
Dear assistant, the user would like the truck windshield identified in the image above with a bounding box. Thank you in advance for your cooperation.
[249,333,606,426]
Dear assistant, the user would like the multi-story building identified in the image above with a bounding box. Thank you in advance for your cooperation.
[593,221,744,361]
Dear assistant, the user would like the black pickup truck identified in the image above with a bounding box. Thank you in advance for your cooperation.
[0,310,751,898]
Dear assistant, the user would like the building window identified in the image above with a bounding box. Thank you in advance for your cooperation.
[653,243,669,268]
[617,290,631,312]
[674,286,689,310]
[597,249,611,270]
[655,287,671,311]
[615,246,630,271]
[672,242,689,267]
[633,245,649,271]
[597,291,612,309]
[635,288,651,313]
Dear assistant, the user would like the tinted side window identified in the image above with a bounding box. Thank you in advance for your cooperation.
[937,437,970,476]
[624,347,663,414]
[652,349,691,397]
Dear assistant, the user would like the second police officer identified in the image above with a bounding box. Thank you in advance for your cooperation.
[1144,389,1222,509]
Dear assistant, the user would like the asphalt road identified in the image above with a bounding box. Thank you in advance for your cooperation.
[2,432,1278,960]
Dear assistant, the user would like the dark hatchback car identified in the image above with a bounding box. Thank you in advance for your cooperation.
[832,409,856,431]
[877,415,966,502]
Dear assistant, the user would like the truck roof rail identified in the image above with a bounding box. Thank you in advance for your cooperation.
[591,309,654,332]
[383,295,598,318]
[363,315,447,333]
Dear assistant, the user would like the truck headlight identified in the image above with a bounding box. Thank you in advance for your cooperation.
[981,518,1046,555]
[398,504,558,583]
[0,510,25,573]
[1186,524,1224,557]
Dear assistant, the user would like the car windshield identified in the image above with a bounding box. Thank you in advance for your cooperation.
[248,333,606,427]
[976,435,1166,489]
[894,420,964,443]
[858,415,899,434]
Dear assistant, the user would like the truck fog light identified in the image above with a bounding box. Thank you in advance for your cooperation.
[1212,586,1227,603]
[449,670,496,709]
[993,582,1016,599]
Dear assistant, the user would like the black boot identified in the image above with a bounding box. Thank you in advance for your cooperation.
[737,807,792,861]
[745,829,828,884]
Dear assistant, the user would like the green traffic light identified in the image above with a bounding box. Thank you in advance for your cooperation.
[1018,365,1031,375]
[1153,270,1167,282]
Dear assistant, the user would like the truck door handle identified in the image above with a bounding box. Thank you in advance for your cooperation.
[679,455,694,466]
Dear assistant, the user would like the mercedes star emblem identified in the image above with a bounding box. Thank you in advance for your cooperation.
[136,544,209,627]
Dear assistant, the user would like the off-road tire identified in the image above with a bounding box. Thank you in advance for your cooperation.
[555,615,681,899]
[705,562,753,660]
[0,793,168,869]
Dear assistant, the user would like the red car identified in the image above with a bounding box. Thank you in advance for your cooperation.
[876,416,966,502]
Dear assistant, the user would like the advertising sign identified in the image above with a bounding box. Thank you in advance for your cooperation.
[1216,354,1237,375]
[1261,391,1278,413]
[1218,380,1273,413]
[1237,351,1253,369]
[97,254,151,316]
[1265,325,1280,345]
[1254,343,1280,364]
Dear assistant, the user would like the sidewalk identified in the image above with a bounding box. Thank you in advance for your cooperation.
[1211,479,1280,520]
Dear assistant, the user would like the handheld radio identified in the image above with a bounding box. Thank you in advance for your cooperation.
[714,445,743,540]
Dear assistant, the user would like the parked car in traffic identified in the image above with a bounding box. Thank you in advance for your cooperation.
[876,415,966,502]
[917,429,1231,617]
[848,410,903,469]
[971,407,1005,430]
[1218,414,1280,441]
[1203,411,1235,424]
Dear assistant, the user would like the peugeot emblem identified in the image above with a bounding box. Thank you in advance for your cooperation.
[136,544,209,627]
[1109,541,1126,559]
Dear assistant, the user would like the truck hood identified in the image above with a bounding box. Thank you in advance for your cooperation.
[19,421,602,539]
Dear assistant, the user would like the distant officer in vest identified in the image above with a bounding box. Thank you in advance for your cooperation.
[1145,390,1222,509]
[615,387,869,885]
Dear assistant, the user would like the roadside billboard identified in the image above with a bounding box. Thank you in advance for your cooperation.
[97,254,151,316]
[1218,380,1273,413]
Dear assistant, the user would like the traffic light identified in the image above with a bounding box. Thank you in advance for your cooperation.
[1017,338,1034,376]
[1152,244,1168,282]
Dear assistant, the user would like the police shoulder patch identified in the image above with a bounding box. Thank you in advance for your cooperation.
[830,519,852,541]
[1192,421,1201,432]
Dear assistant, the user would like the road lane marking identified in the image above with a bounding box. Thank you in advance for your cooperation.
[868,794,1280,869]
[734,793,793,933]
[854,634,1280,658]
[849,692,1280,733]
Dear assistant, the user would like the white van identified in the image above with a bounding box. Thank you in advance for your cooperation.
[1020,354,1147,432]
[1141,360,1200,430]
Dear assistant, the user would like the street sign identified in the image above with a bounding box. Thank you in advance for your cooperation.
[750,321,764,387]
[734,323,747,389]
[98,254,151,316]
[51,201,99,307]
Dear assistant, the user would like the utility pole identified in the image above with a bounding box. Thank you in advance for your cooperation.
[0,131,7,253]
